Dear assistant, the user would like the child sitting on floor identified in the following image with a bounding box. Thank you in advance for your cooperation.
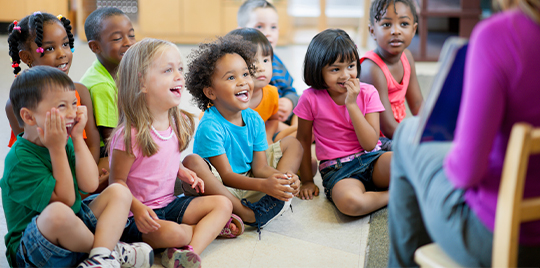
[360,0,424,150]
[182,34,303,238]
[1,66,153,268]
[108,38,241,268]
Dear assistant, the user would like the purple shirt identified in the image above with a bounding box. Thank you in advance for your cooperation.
[294,84,384,161]
[444,9,540,245]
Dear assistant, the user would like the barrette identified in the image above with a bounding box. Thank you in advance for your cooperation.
[36,47,44,53]
[57,14,63,20]
[33,11,41,16]
[13,21,21,32]
[11,62,19,68]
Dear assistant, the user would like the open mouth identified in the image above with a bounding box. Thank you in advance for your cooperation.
[170,86,182,96]
[66,122,74,136]
[57,63,68,72]
[235,90,249,102]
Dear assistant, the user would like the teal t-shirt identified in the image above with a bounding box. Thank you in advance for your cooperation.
[80,59,118,146]
[194,107,268,174]
[0,134,81,266]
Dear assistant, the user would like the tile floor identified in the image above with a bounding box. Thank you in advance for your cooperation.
[0,27,439,268]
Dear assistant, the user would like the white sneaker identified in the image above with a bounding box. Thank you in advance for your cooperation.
[77,254,121,268]
[114,242,154,268]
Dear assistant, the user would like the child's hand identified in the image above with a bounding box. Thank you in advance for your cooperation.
[299,181,319,200]
[285,172,301,196]
[37,108,67,150]
[344,78,361,106]
[133,204,161,234]
[70,105,87,139]
[263,173,294,201]
[177,166,205,193]
[99,168,109,184]
[278,98,293,122]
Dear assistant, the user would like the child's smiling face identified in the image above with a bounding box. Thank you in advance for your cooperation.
[25,22,72,74]
[322,57,358,97]
[94,14,136,67]
[204,53,254,115]
[142,46,185,113]
[369,1,417,56]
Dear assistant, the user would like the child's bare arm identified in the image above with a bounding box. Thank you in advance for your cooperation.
[265,119,279,145]
[345,79,380,151]
[404,49,424,116]
[71,106,99,193]
[75,83,101,164]
[109,149,161,233]
[5,99,23,135]
[360,60,398,138]
[296,118,319,200]
[210,153,293,201]
[41,108,76,206]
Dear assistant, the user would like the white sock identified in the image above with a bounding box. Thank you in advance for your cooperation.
[89,247,112,258]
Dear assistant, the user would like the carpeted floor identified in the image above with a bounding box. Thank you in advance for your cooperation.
[364,207,390,268]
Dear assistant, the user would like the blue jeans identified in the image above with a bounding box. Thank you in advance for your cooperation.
[121,195,195,243]
[15,197,98,268]
[388,117,493,267]
[320,150,385,203]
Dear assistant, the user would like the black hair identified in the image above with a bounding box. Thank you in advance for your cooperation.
[226,28,273,59]
[303,29,360,90]
[237,0,277,27]
[186,35,257,111]
[369,0,418,25]
[84,7,126,41]
[7,12,75,76]
[10,65,76,126]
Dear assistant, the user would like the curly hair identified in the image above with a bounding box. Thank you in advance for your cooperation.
[369,0,418,25]
[186,35,257,111]
[8,12,75,76]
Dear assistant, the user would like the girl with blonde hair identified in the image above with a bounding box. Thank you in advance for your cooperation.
[109,38,243,268]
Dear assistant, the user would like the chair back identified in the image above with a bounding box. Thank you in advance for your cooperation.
[492,123,540,266]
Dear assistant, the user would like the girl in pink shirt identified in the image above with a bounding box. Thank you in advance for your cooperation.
[294,29,392,217]
[360,0,424,149]
[108,39,244,268]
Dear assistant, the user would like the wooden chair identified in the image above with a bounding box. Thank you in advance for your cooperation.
[414,123,540,267]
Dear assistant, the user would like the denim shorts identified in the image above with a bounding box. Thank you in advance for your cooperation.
[379,137,393,151]
[320,150,385,202]
[15,196,98,268]
[121,195,195,243]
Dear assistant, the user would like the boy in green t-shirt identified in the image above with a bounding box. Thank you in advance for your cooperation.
[1,66,153,268]
[80,7,136,157]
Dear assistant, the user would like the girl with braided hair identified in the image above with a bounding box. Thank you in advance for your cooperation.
[5,12,105,190]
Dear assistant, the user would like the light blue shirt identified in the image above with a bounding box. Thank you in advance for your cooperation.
[194,106,268,174]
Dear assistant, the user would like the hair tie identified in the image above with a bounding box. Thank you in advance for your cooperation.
[33,11,41,16]
[11,62,19,68]
[57,14,63,20]
[13,20,21,32]
[71,48,75,53]
[36,47,44,53]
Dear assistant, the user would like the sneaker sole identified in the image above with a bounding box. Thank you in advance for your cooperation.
[260,197,292,228]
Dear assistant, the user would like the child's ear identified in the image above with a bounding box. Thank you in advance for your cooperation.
[412,22,418,34]
[20,108,36,126]
[19,50,33,67]
[203,86,217,100]
[368,24,376,40]
[88,40,101,54]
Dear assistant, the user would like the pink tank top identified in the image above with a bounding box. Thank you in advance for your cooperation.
[360,50,410,123]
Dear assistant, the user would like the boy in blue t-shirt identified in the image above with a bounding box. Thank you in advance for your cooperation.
[1,66,153,268]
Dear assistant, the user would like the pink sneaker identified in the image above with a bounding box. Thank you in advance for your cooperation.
[161,245,201,268]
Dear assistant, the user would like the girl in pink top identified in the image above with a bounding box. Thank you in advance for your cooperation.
[360,0,424,146]
[294,29,392,217]
[108,39,244,268]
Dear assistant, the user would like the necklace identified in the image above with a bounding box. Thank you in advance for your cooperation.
[151,125,174,140]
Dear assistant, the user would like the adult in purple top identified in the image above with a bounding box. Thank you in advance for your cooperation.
[387,0,540,267]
